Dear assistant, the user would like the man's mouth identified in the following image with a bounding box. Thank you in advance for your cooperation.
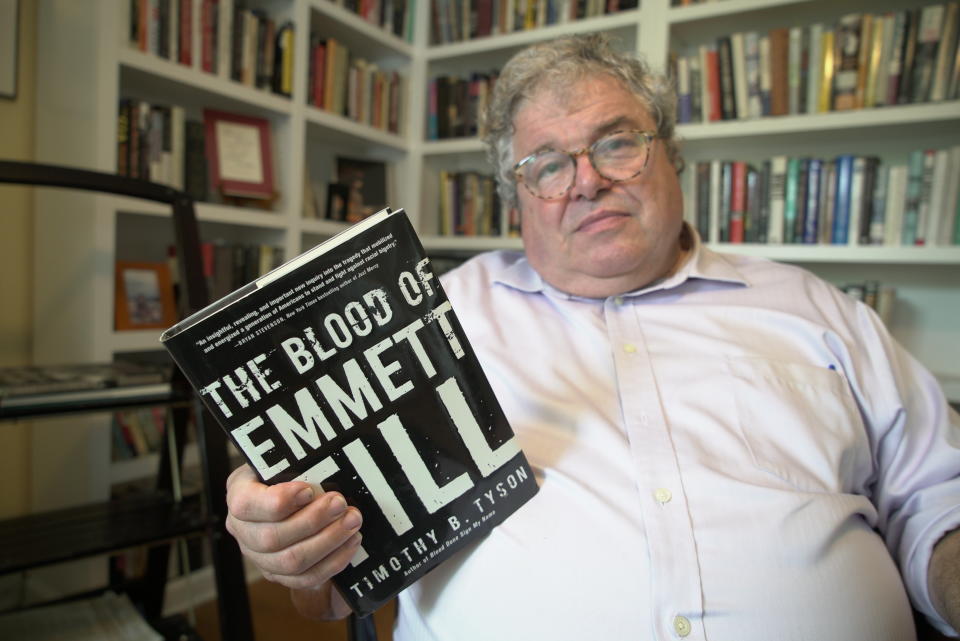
[575,210,629,233]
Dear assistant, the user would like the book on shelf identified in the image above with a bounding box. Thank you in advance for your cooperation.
[130,0,294,98]
[430,0,637,45]
[309,36,404,134]
[840,279,897,326]
[336,0,414,41]
[673,3,960,125]
[160,208,539,616]
[437,170,502,237]
[686,144,960,247]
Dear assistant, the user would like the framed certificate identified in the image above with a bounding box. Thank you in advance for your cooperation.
[203,109,276,200]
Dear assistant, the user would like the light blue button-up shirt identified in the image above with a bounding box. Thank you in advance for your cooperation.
[394,231,960,641]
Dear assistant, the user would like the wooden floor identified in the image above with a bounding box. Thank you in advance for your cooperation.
[191,579,395,641]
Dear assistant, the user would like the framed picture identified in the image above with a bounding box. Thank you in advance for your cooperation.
[115,261,177,331]
[0,0,18,100]
[325,183,350,221]
[203,109,275,200]
[336,156,388,223]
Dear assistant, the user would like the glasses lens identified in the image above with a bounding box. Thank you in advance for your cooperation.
[593,131,649,180]
[522,152,575,199]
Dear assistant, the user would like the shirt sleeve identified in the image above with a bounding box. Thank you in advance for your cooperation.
[844,298,960,636]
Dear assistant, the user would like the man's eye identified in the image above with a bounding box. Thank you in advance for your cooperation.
[533,158,566,180]
[602,136,639,153]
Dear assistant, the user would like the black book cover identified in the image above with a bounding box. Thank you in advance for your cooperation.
[161,208,539,617]
[717,36,737,120]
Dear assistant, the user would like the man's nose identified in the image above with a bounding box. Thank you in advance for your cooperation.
[568,153,611,201]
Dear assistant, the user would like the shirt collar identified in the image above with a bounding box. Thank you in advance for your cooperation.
[492,224,749,299]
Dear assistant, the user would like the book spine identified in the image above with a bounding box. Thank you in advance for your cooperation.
[899,9,920,104]
[931,3,960,102]
[854,14,874,109]
[759,35,772,116]
[704,46,722,121]
[804,158,822,244]
[887,11,908,104]
[832,155,854,244]
[869,159,889,245]
[717,36,737,120]
[910,5,946,103]
[783,157,800,244]
[731,32,749,120]
[806,24,823,115]
[858,157,879,246]
[729,161,746,243]
[884,165,907,246]
[708,159,721,244]
[768,28,790,116]
[846,156,866,247]
[787,26,803,115]
[864,15,884,109]
[833,14,863,110]
[819,160,836,244]
[767,156,787,244]
[818,29,835,112]
[902,149,926,245]
[695,161,711,240]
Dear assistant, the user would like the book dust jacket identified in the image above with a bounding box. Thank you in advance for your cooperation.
[161,209,538,616]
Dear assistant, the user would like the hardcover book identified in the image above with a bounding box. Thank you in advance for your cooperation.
[160,208,539,617]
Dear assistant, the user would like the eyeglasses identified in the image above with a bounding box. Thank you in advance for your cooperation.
[513,129,657,200]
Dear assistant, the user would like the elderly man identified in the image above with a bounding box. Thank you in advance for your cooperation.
[225,34,960,640]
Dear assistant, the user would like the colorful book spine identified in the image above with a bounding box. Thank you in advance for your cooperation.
[832,155,855,244]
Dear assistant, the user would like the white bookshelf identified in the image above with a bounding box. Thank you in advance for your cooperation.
[28,0,960,608]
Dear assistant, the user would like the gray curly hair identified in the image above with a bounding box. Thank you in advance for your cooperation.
[482,33,682,209]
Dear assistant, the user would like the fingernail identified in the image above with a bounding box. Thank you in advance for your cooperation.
[295,487,314,506]
[328,494,347,515]
[342,509,362,530]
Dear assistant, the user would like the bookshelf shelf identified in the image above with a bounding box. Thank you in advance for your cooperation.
[712,244,960,264]
[421,235,524,252]
[119,49,294,117]
[422,138,485,155]
[111,444,201,486]
[301,217,352,236]
[666,0,812,24]
[196,203,292,228]
[677,101,960,141]
[0,493,208,575]
[305,106,409,150]
[110,329,164,353]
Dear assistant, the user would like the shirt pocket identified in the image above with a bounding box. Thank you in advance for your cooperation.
[725,358,869,494]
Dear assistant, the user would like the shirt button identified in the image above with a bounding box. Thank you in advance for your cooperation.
[623,343,637,353]
[673,615,692,637]
[654,488,673,504]
[614,296,624,305]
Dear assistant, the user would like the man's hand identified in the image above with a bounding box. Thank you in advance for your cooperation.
[929,527,960,634]
[225,464,363,620]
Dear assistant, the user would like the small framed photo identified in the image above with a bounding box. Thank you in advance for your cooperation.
[0,0,18,100]
[115,261,177,331]
[325,183,350,221]
[203,109,275,200]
